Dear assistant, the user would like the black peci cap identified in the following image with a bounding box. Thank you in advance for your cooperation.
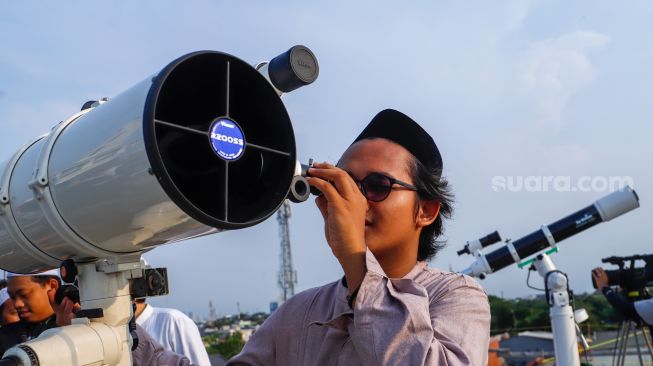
[353,109,443,173]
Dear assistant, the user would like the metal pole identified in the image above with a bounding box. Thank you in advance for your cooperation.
[276,200,297,303]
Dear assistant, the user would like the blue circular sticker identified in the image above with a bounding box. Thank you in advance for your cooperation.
[209,117,245,161]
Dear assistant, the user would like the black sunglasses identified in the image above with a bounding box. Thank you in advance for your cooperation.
[353,172,418,202]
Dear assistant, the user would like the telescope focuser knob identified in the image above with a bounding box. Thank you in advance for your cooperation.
[60,259,78,284]
[301,159,324,197]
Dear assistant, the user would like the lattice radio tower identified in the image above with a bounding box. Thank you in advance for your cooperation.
[277,200,297,303]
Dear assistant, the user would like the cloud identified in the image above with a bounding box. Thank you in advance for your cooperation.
[0,99,79,157]
[517,31,610,131]
[538,143,592,175]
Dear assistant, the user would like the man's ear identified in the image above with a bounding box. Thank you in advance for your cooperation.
[416,200,441,228]
[46,278,60,304]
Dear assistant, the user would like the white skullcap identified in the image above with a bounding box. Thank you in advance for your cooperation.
[6,269,60,278]
[0,288,10,306]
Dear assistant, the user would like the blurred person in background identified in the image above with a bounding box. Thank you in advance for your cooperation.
[134,296,210,365]
[0,288,19,326]
[592,267,653,326]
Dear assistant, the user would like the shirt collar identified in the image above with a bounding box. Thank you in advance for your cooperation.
[365,248,426,280]
[337,249,426,302]
[136,303,154,325]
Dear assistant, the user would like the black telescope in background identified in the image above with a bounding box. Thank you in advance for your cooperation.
[461,187,640,278]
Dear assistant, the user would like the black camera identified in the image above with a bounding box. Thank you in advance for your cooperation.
[54,284,81,305]
[593,254,653,296]
[130,268,169,300]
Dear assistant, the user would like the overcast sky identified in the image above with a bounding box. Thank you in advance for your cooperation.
[1,1,651,318]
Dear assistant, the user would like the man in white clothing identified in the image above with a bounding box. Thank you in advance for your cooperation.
[134,299,211,366]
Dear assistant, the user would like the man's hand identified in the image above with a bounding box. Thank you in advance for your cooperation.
[592,267,610,293]
[307,162,368,293]
[54,297,81,326]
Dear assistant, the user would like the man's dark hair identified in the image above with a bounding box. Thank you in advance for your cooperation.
[409,156,454,261]
[30,275,61,288]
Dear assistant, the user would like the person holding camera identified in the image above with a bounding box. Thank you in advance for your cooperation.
[592,267,653,326]
[228,109,491,365]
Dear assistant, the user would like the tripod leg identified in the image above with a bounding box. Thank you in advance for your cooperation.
[642,326,653,360]
[621,321,633,366]
[620,321,632,366]
[632,323,645,366]
[613,321,624,366]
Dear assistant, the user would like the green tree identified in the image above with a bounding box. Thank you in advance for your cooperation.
[488,292,622,334]
[488,295,514,332]
[213,332,245,360]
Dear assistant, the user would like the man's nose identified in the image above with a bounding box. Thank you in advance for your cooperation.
[12,298,24,309]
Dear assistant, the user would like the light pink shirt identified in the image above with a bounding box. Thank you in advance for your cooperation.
[228,250,490,365]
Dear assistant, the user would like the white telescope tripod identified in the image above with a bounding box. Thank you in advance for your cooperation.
[526,252,589,366]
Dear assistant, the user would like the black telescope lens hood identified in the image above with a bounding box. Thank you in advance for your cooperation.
[143,51,297,230]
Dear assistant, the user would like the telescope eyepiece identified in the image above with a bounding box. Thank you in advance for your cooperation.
[288,176,311,203]
[457,230,502,256]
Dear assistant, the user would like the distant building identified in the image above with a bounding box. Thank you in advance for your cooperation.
[208,300,217,322]
[500,331,554,366]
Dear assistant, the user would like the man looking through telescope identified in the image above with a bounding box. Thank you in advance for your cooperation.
[228,109,490,365]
